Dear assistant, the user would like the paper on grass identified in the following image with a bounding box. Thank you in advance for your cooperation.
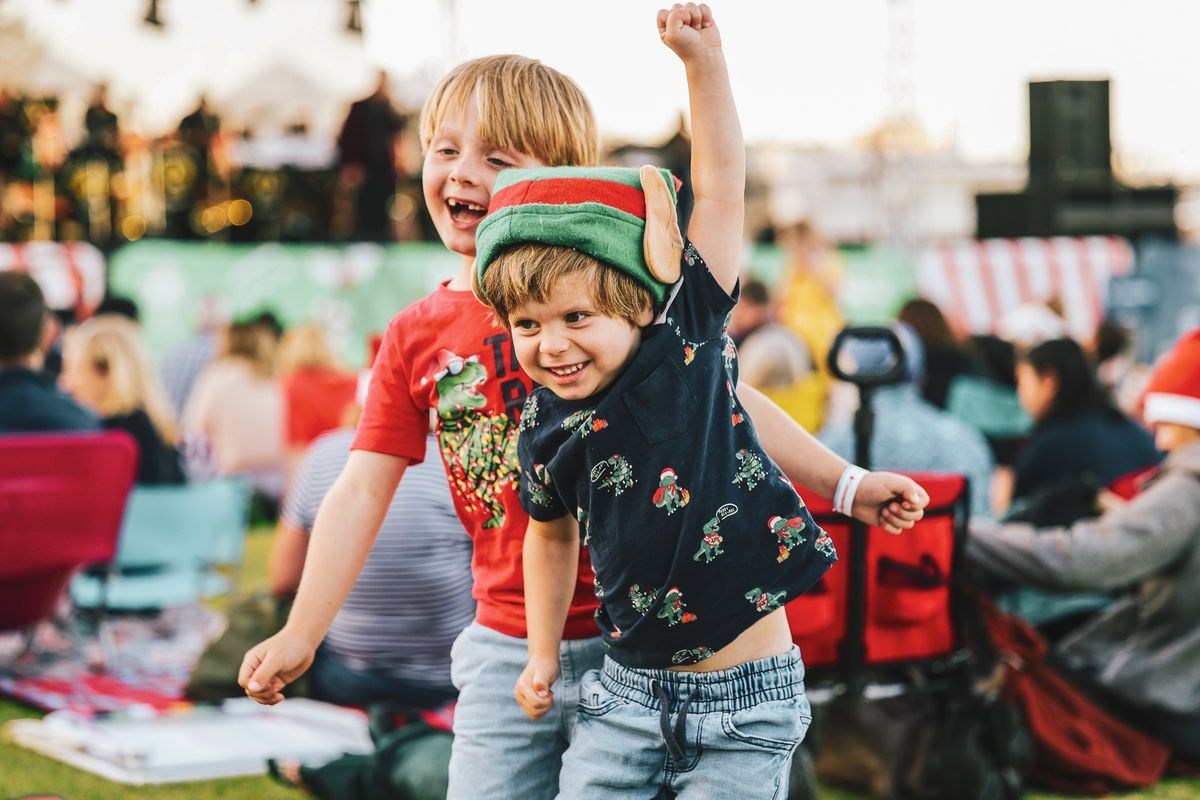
[5,697,372,785]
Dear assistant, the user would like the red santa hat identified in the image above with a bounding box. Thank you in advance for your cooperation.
[1143,328,1200,430]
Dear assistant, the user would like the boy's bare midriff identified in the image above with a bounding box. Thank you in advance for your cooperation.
[669,607,792,673]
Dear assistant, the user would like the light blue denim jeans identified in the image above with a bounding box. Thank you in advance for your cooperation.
[445,621,606,800]
[558,646,811,800]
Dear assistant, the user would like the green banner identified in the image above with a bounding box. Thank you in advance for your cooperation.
[110,240,919,370]
[748,243,918,324]
[109,241,462,368]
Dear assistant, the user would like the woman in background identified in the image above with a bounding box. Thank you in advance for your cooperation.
[61,315,185,484]
[897,297,980,409]
[183,319,284,506]
[1009,337,1160,507]
[277,323,357,471]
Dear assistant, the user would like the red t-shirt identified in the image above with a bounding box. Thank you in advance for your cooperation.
[282,367,358,449]
[353,282,599,639]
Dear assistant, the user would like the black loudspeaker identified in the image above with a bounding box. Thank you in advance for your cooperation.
[975,78,1177,240]
[1028,80,1112,190]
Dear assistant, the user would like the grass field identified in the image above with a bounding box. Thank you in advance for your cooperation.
[1,526,1197,798]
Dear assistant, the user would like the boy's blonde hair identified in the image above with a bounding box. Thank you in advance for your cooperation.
[64,315,179,446]
[419,55,598,167]
[480,244,654,330]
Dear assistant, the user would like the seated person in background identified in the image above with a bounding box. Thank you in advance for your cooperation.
[183,319,285,505]
[160,294,228,418]
[268,420,473,709]
[773,218,844,376]
[0,271,99,433]
[277,323,357,470]
[93,293,140,323]
[819,323,995,521]
[967,327,1200,758]
[729,277,827,432]
[897,297,981,409]
[1088,318,1147,418]
[1006,337,1160,514]
[946,334,1033,509]
[60,314,185,484]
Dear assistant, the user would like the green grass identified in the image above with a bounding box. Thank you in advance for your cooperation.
[1,525,1198,798]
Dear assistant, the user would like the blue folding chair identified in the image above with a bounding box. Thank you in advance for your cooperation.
[70,476,251,611]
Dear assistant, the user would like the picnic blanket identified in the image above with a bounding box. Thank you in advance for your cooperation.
[0,605,220,717]
[7,698,373,784]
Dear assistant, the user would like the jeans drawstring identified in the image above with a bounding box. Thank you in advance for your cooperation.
[653,680,701,769]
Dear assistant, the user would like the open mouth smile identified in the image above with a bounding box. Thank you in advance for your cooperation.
[546,362,588,377]
[446,198,486,226]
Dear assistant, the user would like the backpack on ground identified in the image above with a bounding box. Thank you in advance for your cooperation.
[980,599,1171,794]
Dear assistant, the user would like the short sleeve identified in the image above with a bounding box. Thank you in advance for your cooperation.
[662,239,739,343]
[517,425,568,521]
[351,316,429,463]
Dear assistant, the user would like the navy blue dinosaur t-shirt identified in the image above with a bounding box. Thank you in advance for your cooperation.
[517,239,837,669]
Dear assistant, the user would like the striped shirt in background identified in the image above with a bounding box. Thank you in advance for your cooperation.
[160,331,216,418]
[283,429,474,688]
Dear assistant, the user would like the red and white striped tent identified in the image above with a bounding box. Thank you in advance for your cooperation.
[0,242,107,318]
[914,236,1135,342]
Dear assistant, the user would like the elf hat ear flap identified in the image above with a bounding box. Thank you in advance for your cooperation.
[641,164,683,284]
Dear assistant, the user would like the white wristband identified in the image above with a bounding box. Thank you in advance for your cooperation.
[833,465,868,517]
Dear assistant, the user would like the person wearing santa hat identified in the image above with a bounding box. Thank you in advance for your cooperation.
[967,327,1200,757]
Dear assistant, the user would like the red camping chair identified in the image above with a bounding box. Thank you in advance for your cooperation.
[0,431,138,633]
[787,472,969,683]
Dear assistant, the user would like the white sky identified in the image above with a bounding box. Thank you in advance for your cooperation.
[8,0,1200,179]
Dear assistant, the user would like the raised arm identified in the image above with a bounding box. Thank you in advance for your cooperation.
[658,3,744,294]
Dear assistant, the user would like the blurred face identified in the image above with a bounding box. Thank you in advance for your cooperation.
[1016,362,1057,422]
[1154,422,1200,453]
[60,347,108,412]
[728,299,769,340]
[509,273,651,402]
[422,96,545,258]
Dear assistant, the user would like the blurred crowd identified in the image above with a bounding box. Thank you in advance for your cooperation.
[732,218,1169,526]
[0,271,366,513]
[0,74,427,248]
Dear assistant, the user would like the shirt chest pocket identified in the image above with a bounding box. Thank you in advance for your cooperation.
[622,357,698,444]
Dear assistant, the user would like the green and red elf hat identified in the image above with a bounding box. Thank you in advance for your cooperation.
[475,165,684,309]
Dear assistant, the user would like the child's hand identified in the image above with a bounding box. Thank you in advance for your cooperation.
[514,655,560,720]
[852,472,930,534]
[238,630,317,705]
[657,3,722,62]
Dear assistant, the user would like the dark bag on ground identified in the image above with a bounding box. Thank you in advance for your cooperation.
[813,686,1029,800]
[980,599,1171,794]
[294,705,451,800]
[184,590,307,701]
[1002,473,1103,529]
